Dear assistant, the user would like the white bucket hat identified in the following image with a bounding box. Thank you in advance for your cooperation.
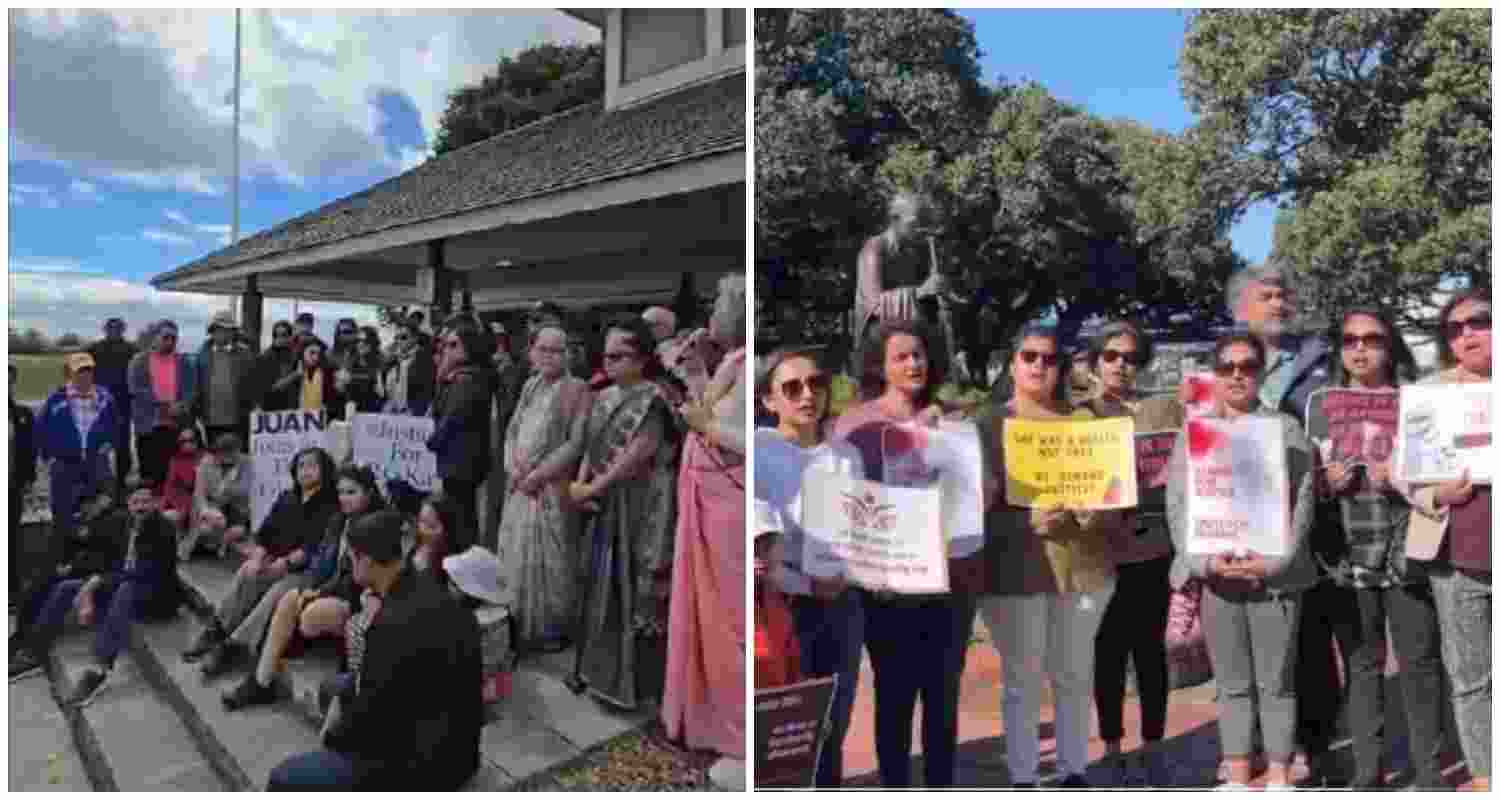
[443,546,509,606]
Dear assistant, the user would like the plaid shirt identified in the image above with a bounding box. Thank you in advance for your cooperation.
[1320,478,1416,589]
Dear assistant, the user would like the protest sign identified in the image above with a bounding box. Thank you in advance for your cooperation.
[1184,416,1289,556]
[1395,383,1493,484]
[880,420,986,556]
[1003,416,1138,510]
[349,413,438,494]
[800,470,948,593]
[1183,372,1217,418]
[1305,388,1399,468]
[754,676,838,789]
[250,410,329,531]
[1135,431,1177,516]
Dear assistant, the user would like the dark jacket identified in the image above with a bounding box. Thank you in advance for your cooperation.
[87,337,139,411]
[1265,335,1332,427]
[309,512,363,607]
[71,508,178,603]
[253,345,300,411]
[127,350,199,431]
[327,567,482,790]
[381,347,435,416]
[278,365,345,421]
[11,399,37,489]
[344,353,385,414]
[252,484,339,562]
[427,363,492,483]
[194,342,257,426]
[37,385,119,463]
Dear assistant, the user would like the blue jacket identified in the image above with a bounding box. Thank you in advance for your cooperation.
[127,350,199,431]
[37,385,119,463]
[1266,335,1332,428]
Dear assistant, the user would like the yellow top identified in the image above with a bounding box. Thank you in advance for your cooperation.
[300,370,324,411]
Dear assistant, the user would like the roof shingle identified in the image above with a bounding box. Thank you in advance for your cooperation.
[154,71,744,284]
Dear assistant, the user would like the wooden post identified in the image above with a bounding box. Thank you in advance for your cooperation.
[241,274,263,353]
[424,239,453,322]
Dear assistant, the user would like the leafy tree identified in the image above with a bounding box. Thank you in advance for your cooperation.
[432,42,604,158]
[1180,9,1492,330]
[8,327,49,355]
[53,332,83,349]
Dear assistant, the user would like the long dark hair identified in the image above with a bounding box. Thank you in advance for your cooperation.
[334,464,388,515]
[288,446,337,492]
[1436,289,1491,369]
[1327,308,1419,388]
[444,317,491,370]
[418,491,467,584]
[859,319,946,406]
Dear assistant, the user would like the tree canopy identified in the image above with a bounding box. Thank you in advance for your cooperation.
[432,41,604,158]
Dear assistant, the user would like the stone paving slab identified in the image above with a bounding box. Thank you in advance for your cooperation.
[7,673,92,792]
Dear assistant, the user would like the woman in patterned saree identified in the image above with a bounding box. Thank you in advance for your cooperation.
[497,322,591,653]
[567,317,678,709]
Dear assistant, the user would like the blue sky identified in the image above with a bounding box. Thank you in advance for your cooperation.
[961,8,1277,264]
[7,10,597,348]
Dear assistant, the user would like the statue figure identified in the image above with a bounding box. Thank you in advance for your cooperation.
[852,192,968,380]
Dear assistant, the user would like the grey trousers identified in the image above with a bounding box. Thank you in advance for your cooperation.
[1202,584,1303,763]
[1430,565,1492,779]
[227,572,318,649]
[218,569,300,637]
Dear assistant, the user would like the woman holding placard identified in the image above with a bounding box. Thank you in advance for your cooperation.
[1315,308,1446,789]
[1080,320,1177,786]
[831,320,981,788]
[1165,333,1318,790]
[1402,289,1492,791]
[754,346,867,787]
[976,324,1120,789]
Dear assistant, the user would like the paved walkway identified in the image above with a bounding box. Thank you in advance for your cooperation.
[839,638,1477,789]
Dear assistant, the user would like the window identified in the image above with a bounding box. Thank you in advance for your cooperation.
[724,9,745,48]
[621,9,706,84]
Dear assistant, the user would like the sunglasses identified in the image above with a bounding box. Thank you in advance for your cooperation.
[1443,312,1492,340]
[603,351,638,363]
[779,373,830,402]
[1214,360,1262,378]
[1100,349,1145,367]
[1341,333,1388,350]
[1017,350,1061,368]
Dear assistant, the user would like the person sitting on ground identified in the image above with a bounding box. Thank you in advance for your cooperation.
[160,426,207,534]
[181,433,253,560]
[10,483,116,678]
[266,510,483,790]
[14,478,177,706]
[184,447,339,675]
[222,465,387,710]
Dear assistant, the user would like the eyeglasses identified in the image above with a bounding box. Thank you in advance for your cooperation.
[1017,350,1061,368]
[1214,360,1262,378]
[603,351,638,363]
[1100,349,1145,367]
[1443,312,1492,340]
[1341,333,1388,350]
[779,373,830,402]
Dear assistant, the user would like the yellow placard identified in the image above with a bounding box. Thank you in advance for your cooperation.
[1002,416,1139,510]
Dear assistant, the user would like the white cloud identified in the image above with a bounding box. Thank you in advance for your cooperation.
[8,184,61,209]
[9,257,85,273]
[164,209,190,225]
[142,228,194,246]
[196,223,231,236]
[8,10,599,192]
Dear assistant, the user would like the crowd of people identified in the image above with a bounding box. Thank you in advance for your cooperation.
[9,277,753,789]
[754,264,1491,790]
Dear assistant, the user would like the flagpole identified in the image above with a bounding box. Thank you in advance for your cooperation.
[231,8,241,322]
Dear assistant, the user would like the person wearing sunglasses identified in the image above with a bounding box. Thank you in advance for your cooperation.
[830,319,984,788]
[424,318,494,548]
[754,346,867,787]
[378,324,435,417]
[567,317,679,710]
[127,319,198,485]
[975,324,1121,788]
[271,337,344,420]
[1401,289,1492,792]
[1165,332,1319,790]
[160,426,207,538]
[252,320,299,412]
[1073,320,1178,786]
[1311,308,1447,789]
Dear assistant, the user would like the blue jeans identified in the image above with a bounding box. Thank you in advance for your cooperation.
[1430,565,1492,779]
[267,749,358,790]
[35,578,151,666]
[790,589,865,788]
[48,454,111,542]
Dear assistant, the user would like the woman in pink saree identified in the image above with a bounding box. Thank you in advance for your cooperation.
[662,276,748,782]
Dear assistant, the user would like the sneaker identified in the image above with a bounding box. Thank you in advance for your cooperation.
[9,649,45,682]
[222,673,281,711]
[182,625,225,662]
[1059,774,1090,788]
[199,642,246,679]
[65,667,110,708]
[707,757,745,791]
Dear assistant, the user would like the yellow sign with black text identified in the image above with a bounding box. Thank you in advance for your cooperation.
[1003,417,1138,510]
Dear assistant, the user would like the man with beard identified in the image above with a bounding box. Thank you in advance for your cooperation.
[379,324,435,417]
[196,311,256,448]
[14,478,178,707]
[87,317,137,493]
[253,321,300,413]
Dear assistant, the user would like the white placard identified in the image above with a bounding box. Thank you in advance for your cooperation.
[349,413,438,495]
[1394,383,1493,484]
[800,470,948,594]
[1184,416,1290,557]
[250,410,330,531]
[878,420,986,559]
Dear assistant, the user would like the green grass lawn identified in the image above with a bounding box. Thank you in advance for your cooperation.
[10,353,68,404]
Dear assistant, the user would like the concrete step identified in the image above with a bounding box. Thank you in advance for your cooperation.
[47,629,233,792]
[7,672,92,792]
